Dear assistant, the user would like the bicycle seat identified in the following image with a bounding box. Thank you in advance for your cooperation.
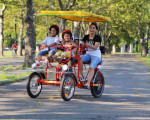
[83,61,102,65]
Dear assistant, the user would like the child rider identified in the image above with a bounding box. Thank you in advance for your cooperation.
[53,29,78,64]
[32,24,60,69]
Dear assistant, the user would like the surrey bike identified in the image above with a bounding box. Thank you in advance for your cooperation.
[26,11,110,101]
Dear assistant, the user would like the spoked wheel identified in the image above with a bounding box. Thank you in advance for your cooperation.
[60,74,75,101]
[26,72,42,98]
[91,70,104,98]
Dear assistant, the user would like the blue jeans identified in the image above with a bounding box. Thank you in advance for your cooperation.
[38,50,56,56]
[81,54,101,68]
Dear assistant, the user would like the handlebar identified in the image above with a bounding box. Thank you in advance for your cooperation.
[40,44,88,52]
[79,45,88,51]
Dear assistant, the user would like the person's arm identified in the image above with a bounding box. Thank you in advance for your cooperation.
[46,42,57,47]
[41,37,48,48]
[86,35,101,50]
[85,42,100,50]
[46,37,59,47]
[71,41,78,48]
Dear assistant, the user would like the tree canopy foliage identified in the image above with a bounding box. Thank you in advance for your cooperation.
[1,0,150,55]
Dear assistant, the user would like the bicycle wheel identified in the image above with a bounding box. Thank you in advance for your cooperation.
[91,70,104,98]
[26,72,42,98]
[60,74,75,101]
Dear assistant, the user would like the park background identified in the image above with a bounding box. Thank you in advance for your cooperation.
[0,0,149,67]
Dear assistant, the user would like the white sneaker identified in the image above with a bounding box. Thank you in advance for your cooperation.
[32,63,40,69]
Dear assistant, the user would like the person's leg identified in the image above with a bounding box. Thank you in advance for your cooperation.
[32,50,48,68]
[15,49,17,55]
[53,50,61,60]
[79,54,91,78]
[47,50,56,62]
[58,52,65,64]
[79,58,83,77]
[87,68,95,84]
[48,50,56,57]
[85,56,101,87]
[37,50,48,63]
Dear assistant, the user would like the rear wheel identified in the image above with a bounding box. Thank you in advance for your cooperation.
[60,74,75,101]
[26,72,42,98]
[91,71,104,98]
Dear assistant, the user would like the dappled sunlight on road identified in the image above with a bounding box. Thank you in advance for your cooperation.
[0,54,150,120]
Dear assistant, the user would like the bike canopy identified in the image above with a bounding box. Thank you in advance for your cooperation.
[40,11,110,23]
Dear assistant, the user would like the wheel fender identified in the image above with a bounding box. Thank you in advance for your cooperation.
[93,70,101,83]
[62,73,77,84]
[29,72,45,79]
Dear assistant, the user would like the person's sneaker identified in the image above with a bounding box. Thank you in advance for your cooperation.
[84,83,90,89]
[32,63,40,69]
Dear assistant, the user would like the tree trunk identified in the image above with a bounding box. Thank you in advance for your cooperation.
[136,41,138,52]
[129,43,133,53]
[17,13,23,56]
[24,0,36,66]
[0,4,5,57]
[106,39,111,54]
[105,31,111,54]
[141,41,147,56]
[145,19,150,53]
[112,44,116,53]
[138,19,150,56]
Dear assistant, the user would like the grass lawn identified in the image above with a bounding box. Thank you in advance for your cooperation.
[0,72,31,85]
[0,50,25,58]
[136,55,150,68]
[0,72,30,81]
[0,50,39,59]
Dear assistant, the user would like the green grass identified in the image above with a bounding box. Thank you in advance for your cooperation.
[0,65,15,68]
[0,50,25,59]
[0,72,31,81]
[136,55,150,68]
[0,72,31,85]
[0,65,23,72]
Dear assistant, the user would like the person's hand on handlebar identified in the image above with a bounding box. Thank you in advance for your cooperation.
[42,43,46,48]
[58,44,63,48]
[85,43,90,47]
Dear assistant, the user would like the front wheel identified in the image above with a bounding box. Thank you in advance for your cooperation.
[60,74,75,101]
[91,71,104,98]
[26,72,42,98]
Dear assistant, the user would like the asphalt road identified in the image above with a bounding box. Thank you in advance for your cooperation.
[0,54,150,120]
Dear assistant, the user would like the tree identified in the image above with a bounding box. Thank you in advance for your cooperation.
[24,0,36,66]
[0,3,5,57]
[1,0,26,56]
[49,0,77,38]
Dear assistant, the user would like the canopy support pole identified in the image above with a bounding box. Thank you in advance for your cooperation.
[71,21,74,41]
[80,17,84,41]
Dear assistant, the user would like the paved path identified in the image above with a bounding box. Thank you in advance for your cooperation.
[0,54,150,120]
[0,57,24,66]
